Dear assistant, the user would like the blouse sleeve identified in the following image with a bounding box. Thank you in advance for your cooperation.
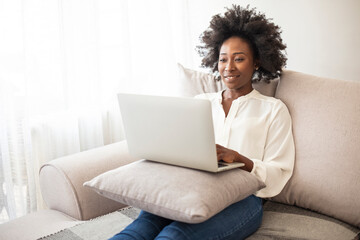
[250,101,295,198]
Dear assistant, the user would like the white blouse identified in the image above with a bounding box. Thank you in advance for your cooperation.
[195,89,295,198]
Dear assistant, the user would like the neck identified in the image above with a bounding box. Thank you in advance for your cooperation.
[223,87,253,100]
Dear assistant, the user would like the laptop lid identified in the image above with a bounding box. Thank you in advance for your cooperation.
[117,93,220,172]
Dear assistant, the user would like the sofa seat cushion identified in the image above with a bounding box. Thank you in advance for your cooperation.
[248,201,360,240]
[0,210,80,240]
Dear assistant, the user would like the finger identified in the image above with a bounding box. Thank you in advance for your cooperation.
[222,155,234,163]
[216,146,223,154]
[216,144,224,149]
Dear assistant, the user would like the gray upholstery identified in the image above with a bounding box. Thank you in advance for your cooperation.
[249,201,360,239]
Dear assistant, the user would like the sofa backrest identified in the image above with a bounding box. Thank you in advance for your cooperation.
[253,78,278,97]
[272,70,360,228]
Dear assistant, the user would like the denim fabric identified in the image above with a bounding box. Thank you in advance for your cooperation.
[109,195,263,240]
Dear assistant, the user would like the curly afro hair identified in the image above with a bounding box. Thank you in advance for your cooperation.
[197,5,287,82]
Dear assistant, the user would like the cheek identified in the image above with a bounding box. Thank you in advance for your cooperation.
[218,63,226,74]
[238,63,255,74]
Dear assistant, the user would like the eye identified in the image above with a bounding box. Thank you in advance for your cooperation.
[219,58,227,63]
[235,58,244,62]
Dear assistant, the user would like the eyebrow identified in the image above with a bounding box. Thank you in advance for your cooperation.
[220,52,247,56]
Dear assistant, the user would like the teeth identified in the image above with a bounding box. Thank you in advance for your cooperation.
[226,76,239,79]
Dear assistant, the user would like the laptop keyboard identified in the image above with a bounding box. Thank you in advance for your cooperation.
[218,162,228,168]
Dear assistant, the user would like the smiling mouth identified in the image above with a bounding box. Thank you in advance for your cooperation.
[224,75,240,81]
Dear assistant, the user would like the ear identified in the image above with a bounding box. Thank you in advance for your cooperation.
[254,60,260,70]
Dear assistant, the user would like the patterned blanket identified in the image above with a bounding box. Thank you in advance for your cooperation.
[38,207,141,240]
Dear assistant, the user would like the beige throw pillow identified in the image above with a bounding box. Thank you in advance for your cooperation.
[177,63,224,97]
[84,160,265,224]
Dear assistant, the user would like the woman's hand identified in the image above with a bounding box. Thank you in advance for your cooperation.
[216,144,240,163]
[216,144,254,172]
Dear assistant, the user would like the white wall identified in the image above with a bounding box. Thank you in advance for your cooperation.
[186,0,360,82]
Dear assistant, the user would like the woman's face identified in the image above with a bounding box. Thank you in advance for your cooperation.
[218,36,257,93]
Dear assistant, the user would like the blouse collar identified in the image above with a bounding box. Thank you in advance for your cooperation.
[216,88,259,104]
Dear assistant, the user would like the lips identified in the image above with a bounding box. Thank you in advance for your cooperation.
[224,75,240,81]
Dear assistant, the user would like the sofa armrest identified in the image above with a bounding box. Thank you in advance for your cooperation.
[39,140,140,220]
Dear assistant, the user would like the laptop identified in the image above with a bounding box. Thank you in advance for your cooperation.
[117,93,245,172]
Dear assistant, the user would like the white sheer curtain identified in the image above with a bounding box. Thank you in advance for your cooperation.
[0,0,195,223]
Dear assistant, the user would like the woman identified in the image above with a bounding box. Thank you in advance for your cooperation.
[110,5,294,240]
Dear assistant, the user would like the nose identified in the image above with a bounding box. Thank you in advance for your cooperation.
[225,60,234,71]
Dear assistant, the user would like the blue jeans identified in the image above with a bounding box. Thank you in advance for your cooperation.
[109,195,263,240]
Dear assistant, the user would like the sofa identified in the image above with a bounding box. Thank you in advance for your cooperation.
[1,68,359,240]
